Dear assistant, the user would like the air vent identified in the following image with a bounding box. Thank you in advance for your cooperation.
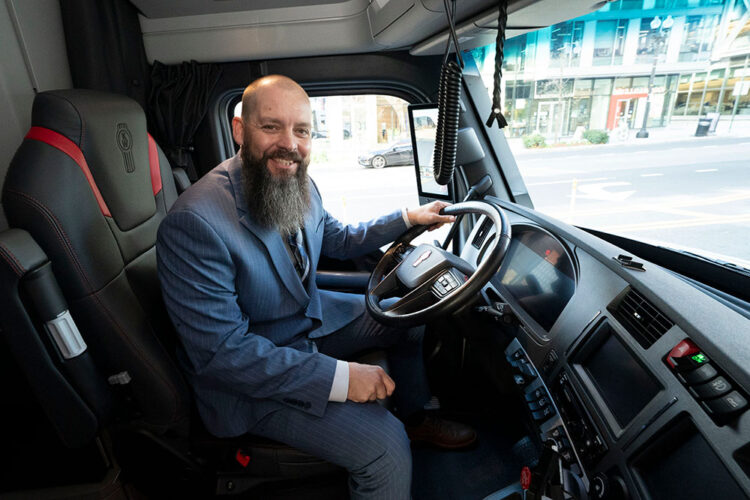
[609,288,674,349]
[472,217,493,249]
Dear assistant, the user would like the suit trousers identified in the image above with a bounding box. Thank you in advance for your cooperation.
[250,298,431,499]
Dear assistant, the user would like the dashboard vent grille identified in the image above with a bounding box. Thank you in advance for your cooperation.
[609,288,674,349]
[472,217,493,249]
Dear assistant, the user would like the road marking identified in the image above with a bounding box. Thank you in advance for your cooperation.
[527,177,609,187]
[696,168,718,173]
[641,173,664,177]
[606,213,750,232]
[576,182,635,202]
[558,190,750,217]
[656,207,710,218]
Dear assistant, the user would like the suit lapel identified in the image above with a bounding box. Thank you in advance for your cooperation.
[228,156,310,306]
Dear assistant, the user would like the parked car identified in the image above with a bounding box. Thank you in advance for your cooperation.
[358,141,414,168]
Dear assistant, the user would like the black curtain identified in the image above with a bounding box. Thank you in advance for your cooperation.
[148,61,222,181]
[59,0,150,108]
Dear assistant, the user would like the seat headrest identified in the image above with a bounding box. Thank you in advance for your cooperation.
[31,90,156,231]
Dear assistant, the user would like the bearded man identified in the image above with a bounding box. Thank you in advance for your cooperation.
[156,75,475,499]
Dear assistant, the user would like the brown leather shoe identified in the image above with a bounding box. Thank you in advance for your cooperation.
[405,414,477,449]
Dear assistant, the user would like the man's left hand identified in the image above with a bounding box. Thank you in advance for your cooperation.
[406,201,455,231]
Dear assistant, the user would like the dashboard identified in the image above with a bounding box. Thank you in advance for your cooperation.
[461,197,750,500]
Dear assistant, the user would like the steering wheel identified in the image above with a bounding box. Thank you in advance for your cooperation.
[366,200,512,326]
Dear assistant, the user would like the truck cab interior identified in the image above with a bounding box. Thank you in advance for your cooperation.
[1,1,750,499]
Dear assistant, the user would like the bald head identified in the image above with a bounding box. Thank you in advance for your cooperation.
[231,74,313,179]
[240,75,309,121]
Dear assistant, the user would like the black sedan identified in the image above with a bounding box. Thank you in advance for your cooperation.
[358,141,414,169]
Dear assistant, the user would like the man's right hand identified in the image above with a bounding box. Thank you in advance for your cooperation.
[347,362,395,402]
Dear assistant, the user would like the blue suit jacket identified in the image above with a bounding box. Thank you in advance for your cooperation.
[156,154,407,437]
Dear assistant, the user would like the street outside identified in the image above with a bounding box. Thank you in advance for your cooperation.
[310,133,750,268]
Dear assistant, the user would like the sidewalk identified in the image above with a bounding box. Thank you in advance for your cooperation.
[507,118,750,154]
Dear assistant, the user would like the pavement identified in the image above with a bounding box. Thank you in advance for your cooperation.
[506,119,750,156]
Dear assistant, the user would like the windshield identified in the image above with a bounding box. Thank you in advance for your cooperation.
[471,0,750,270]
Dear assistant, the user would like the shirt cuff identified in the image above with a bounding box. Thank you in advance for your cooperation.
[401,208,412,229]
[328,360,350,402]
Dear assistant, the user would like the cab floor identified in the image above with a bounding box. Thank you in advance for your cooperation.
[412,413,530,500]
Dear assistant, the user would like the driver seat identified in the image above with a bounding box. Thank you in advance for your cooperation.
[0,89,340,496]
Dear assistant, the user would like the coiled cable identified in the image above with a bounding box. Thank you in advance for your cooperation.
[433,60,462,185]
[432,0,463,186]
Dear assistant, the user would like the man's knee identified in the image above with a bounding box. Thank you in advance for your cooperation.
[348,411,412,496]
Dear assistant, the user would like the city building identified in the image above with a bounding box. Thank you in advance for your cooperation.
[471,0,750,139]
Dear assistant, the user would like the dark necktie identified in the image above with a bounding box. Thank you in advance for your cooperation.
[288,229,310,282]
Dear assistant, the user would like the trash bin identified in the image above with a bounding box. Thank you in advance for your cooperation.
[695,118,711,137]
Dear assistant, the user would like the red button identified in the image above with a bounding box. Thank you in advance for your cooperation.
[520,466,532,490]
[666,339,700,369]
[235,449,251,468]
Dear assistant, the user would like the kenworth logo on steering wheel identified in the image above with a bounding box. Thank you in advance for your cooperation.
[413,250,432,267]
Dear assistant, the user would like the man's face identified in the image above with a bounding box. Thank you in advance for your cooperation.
[234,85,312,177]
[233,82,313,235]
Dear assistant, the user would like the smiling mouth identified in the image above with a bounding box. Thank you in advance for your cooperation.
[272,159,296,168]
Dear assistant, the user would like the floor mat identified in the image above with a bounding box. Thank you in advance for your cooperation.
[412,415,531,500]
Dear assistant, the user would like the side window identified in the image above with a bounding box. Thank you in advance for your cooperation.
[232,94,450,246]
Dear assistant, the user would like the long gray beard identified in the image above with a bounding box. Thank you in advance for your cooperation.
[241,148,311,237]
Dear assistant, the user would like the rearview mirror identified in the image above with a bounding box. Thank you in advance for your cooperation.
[408,104,451,200]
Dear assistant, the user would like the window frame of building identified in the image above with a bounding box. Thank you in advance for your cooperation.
[549,20,585,68]
[593,19,629,66]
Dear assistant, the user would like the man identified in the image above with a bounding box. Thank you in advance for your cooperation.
[157,75,475,499]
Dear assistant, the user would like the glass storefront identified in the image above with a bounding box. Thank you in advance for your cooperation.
[471,0,750,140]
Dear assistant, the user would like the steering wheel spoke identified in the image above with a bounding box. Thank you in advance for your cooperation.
[384,276,440,315]
[370,262,402,299]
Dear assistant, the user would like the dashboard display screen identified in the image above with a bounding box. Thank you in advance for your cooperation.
[582,324,661,428]
[498,228,575,331]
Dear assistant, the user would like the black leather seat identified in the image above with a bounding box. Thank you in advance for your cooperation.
[0,89,339,496]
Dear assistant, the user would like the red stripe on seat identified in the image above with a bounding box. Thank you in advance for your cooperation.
[25,126,111,217]
[147,134,162,196]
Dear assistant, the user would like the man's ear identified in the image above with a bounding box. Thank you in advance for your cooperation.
[232,116,245,146]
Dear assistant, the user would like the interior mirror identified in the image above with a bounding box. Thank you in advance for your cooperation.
[408,104,452,200]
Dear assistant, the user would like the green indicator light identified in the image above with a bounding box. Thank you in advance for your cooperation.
[691,353,708,364]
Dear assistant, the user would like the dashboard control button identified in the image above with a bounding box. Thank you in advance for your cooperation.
[591,473,608,499]
[512,349,524,361]
[666,339,701,371]
[689,376,732,400]
[679,363,718,385]
[543,349,559,375]
[529,397,550,411]
[518,361,537,379]
[673,351,710,372]
[513,375,527,386]
[532,406,556,422]
[702,391,748,416]
[525,387,545,402]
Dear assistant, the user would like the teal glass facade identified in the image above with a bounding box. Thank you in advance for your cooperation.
[471,0,750,138]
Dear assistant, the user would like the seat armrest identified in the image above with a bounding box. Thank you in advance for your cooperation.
[0,229,99,448]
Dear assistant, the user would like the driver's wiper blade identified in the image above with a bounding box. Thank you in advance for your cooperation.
[663,248,750,277]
